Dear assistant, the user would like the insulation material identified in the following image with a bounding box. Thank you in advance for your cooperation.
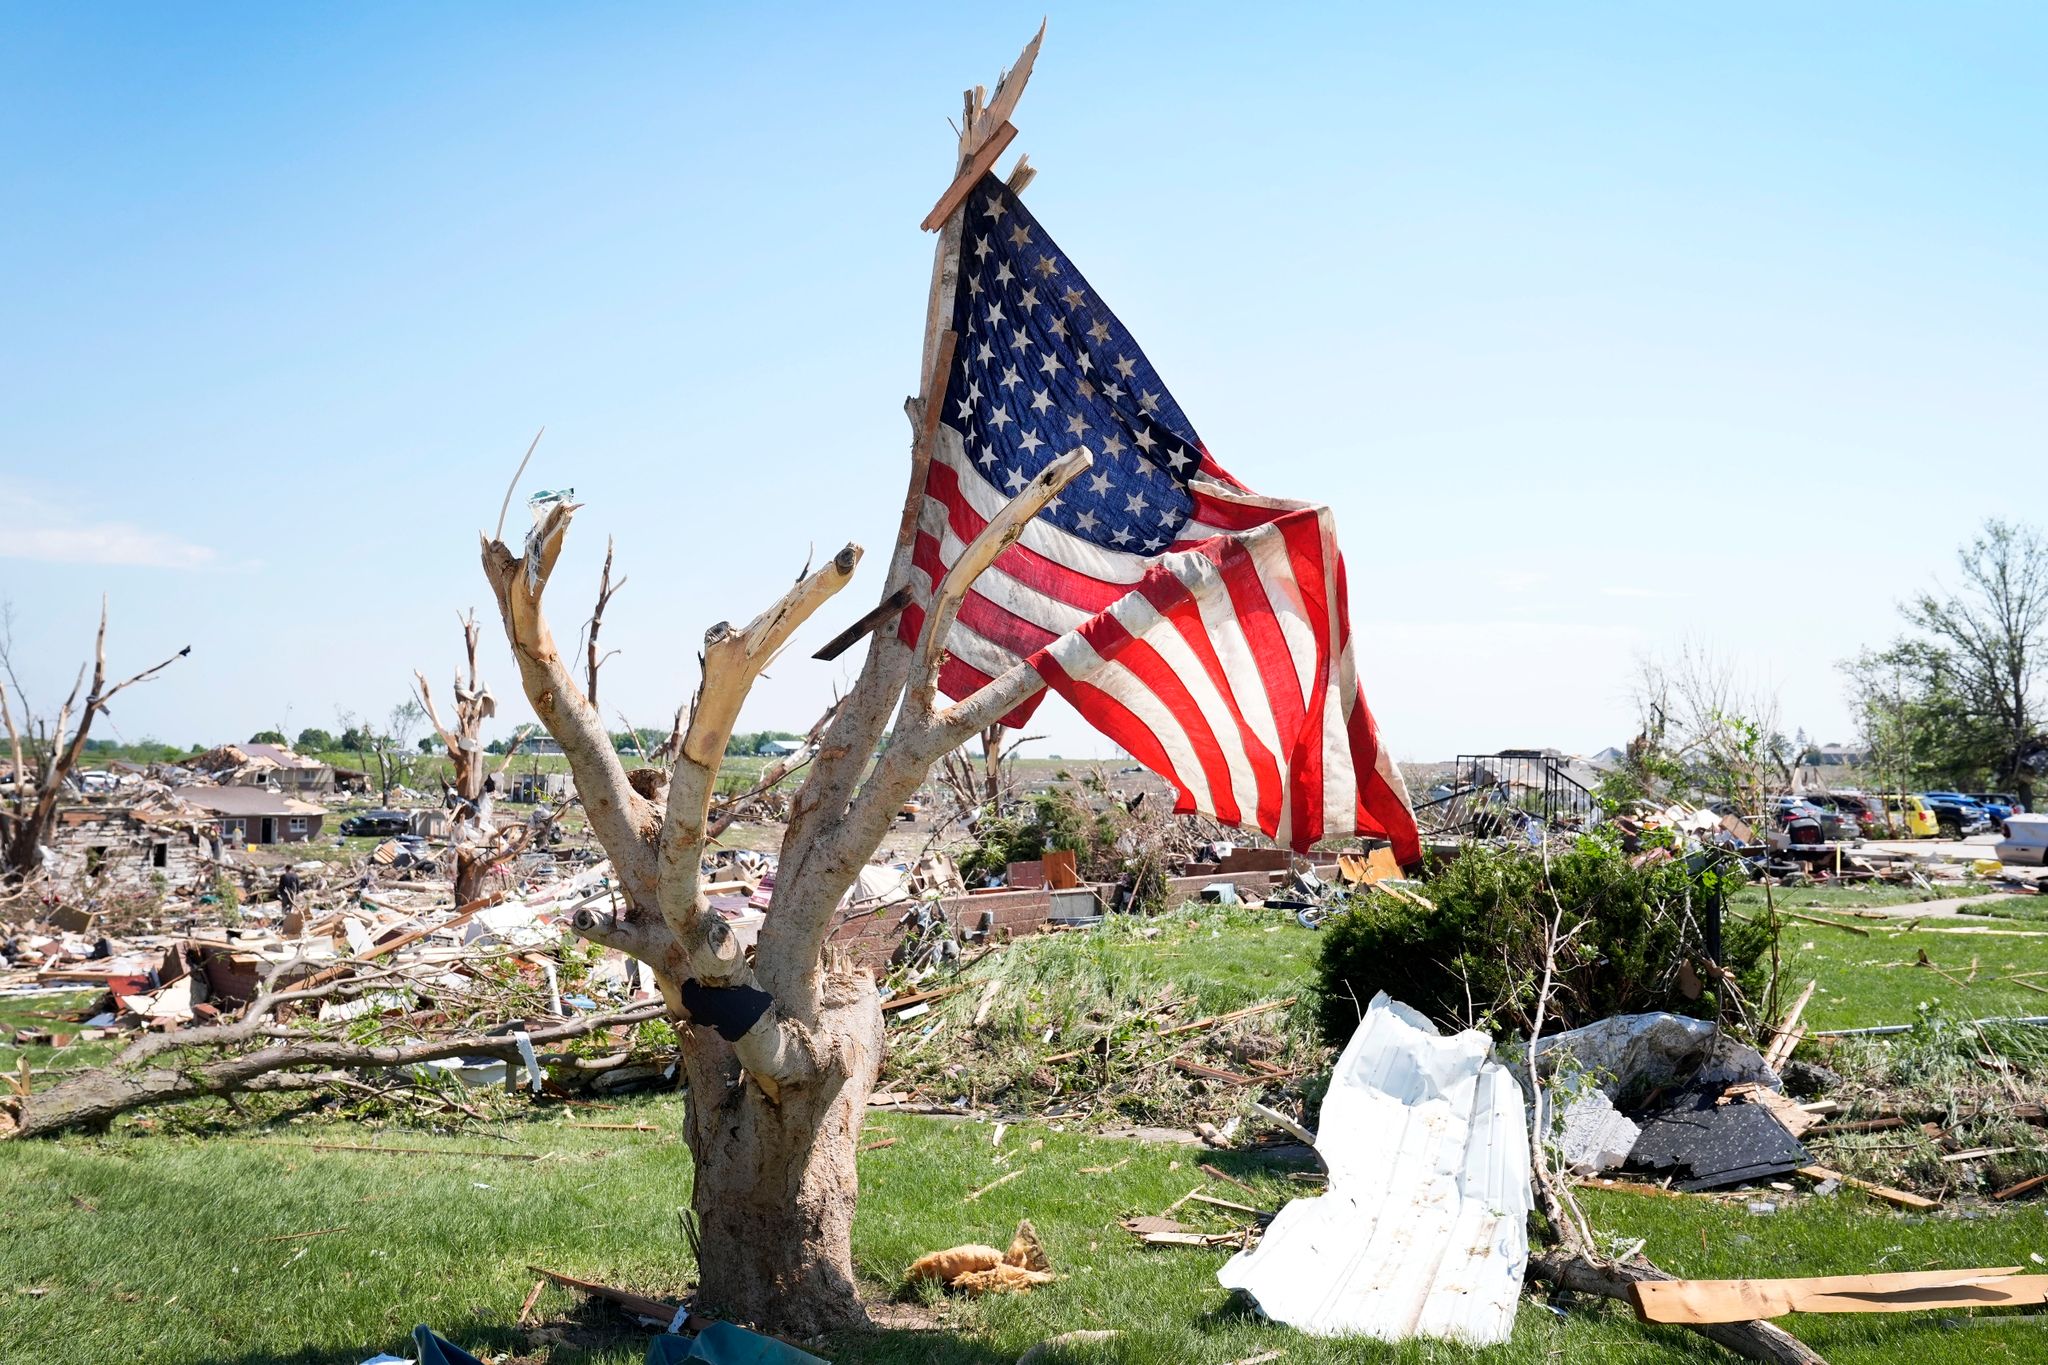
[1556,1087,1641,1175]
[1217,993,1531,1345]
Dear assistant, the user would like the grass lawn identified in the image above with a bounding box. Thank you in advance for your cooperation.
[7,893,2048,1362]
[4,1101,2047,1365]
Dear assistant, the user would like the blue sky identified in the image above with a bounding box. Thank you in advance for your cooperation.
[3,4,2043,763]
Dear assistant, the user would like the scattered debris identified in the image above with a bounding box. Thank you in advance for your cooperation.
[905,1219,1054,1295]
[1218,993,1531,1346]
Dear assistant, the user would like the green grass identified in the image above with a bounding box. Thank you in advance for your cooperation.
[8,895,2048,1362]
[1773,918,2048,1032]
[4,1099,2047,1364]
[0,991,118,1082]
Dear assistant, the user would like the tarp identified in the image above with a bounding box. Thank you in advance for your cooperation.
[1217,993,1531,1344]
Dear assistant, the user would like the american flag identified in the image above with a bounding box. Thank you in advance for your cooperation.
[902,172,1419,861]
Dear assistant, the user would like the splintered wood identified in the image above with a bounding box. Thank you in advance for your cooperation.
[1631,1267,2047,1323]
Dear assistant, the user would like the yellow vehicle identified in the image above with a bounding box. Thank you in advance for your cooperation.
[1875,793,1941,839]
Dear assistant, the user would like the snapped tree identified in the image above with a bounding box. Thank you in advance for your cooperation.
[472,30,1061,1335]
[415,610,532,904]
[0,599,188,883]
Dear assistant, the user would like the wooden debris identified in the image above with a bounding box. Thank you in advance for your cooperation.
[1797,1165,1936,1209]
[516,1278,546,1326]
[1187,1191,1266,1216]
[1573,1176,1699,1200]
[1763,981,1816,1070]
[1993,1172,2048,1201]
[1938,1146,2018,1163]
[965,1168,1024,1201]
[860,1137,898,1152]
[1199,1162,1259,1195]
[1719,1082,1821,1137]
[1807,1116,1906,1136]
[565,1122,657,1132]
[1630,1267,2043,1324]
[881,984,965,1013]
[527,1265,708,1332]
[1780,910,1869,937]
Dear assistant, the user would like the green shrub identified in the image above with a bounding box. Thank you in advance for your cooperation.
[1311,834,1770,1044]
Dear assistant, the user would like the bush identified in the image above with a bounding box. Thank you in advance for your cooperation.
[1311,834,1770,1045]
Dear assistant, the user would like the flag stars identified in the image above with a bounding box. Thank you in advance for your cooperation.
[1114,355,1137,379]
[987,404,1013,430]
[1088,319,1112,344]
[983,194,1007,220]
[976,443,998,468]
[999,365,1022,390]
[1018,285,1039,310]
[1029,387,1053,414]
[1089,471,1112,495]
[1102,381,1125,402]
[1048,316,1069,340]
[994,261,1014,286]
[985,301,1006,327]
[1018,429,1044,454]
[1134,428,1157,452]
[1165,446,1192,472]
[1065,412,1089,437]
[968,274,985,298]
[1125,491,1149,515]
[1142,536,1164,552]
[975,339,996,363]
[972,235,992,261]
[1039,353,1064,379]
[1005,467,1028,492]
[1138,389,1161,412]
[1009,223,1033,248]
[1034,254,1059,278]
[1062,286,1086,309]
[1077,378,1096,399]
[1100,433,1125,457]
[1010,327,1033,351]
[1074,510,1099,534]
[1110,527,1133,546]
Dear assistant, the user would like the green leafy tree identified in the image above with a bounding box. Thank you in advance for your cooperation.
[248,729,287,745]
[296,727,335,752]
[1900,519,2048,805]
[1841,640,2006,792]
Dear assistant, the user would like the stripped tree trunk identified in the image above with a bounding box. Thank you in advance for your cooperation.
[470,32,1057,1333]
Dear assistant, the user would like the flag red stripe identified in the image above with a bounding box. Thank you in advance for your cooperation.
[1073,611,1242,825]
[1135,572,1284,833]
[1034,653,1193,814]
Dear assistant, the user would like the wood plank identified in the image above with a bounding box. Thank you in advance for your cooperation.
[1993,1172,2048,1201]
[1764,980,1817,1069]
[1797,1165,1937,1209]
[920,121,1019,231]
[1631,1268,2035,1324]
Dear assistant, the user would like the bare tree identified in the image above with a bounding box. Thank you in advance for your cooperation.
[1,598,188,881]
[416,610,530,904]
[1902,518,2048,806]
[473,33,1059,1334]
[1629,644,1789,830]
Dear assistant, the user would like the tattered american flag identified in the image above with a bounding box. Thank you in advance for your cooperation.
[901,173,1419,861]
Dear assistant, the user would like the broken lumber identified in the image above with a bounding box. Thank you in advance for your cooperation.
[1993,1172,2048,1201]
[1630,1267,2044,1324]
[1797,1165,1936,1209]
[1199,1162,1258,1195]
[527,1264,709,1332]
[1527,1251,1824,1364]
[1763,981,1816,1070]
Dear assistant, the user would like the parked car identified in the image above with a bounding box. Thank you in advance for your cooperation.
[1967,793,2026,830]
[1997,813,2048,867]
[1921,792,1994,837]
[1772,797,1853,842]
[339,810,411,837]
[1873,792,1942,839]
[1820,792,1885,837]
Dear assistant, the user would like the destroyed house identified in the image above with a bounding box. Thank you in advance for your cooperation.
[47,803,205,880]
[238,743,337,793]
[178,785,327,844]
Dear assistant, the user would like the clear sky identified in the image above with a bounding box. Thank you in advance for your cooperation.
[3,4,2043,766]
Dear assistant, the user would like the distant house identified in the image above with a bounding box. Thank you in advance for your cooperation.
[521,735,566,756]
[178,785,328,845]
[1805,743,1871,768]
[47,803,206,882]
[184,742,335,795]
[756,738,805,758]
[239,743,336,794]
